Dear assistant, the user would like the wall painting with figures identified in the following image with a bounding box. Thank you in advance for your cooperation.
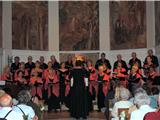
[110,1,146,50]
[12,1,48,50]
[59,1,99,51]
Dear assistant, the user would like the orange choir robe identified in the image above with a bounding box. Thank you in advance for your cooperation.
[14,69,29,81]
[113,68,128,87]
[0,73,9,81]
[44,69,59,97]
[30,76,43,99]
[88,67,98,96]
[102,73,110,96]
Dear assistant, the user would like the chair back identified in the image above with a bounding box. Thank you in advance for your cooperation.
[118,108,130,120]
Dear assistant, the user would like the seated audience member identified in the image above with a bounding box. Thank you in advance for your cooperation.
[143,93,160,120]
[112,87,133,119]
[12,90,37,120]
[28,96,44,120]
[25,56,35,76]
[10,56,20,80]
[128,52,142,70]
[0,66,11,81]
[144,49,159,68]
[39,56,48,71]
[0,90,5,97]
[130,92,156,120]
[113,54,128,72]
[0,93,23,120]
[95,53,111,70]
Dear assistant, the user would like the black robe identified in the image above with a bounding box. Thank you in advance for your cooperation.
[70,68,88,118]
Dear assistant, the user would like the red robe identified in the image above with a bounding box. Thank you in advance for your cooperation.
[113,68,128,87]
[0,73,9,81]
[44,69,59,97]
[88,67,98,95]
[30,76,43,99]
[98,72,110,96]
[14,69,28,81]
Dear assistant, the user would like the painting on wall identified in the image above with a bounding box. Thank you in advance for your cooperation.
[60,53,99,66]
[59,1,99,51]
[155,1,160,46]
[110,1,146,50]
[0,2,2,48]
[12,1,48,50]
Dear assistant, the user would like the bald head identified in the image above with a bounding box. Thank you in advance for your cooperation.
[0,94,12,107]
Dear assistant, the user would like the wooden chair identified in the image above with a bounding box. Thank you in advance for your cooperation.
[118,108,130,120]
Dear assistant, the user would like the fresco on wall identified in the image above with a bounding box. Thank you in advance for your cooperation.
[59,1,99,51]
[12,1,48,50]
[0,2,2,48]
[60,53,99,66]
[155,1,160,46]
[110,1,146,50]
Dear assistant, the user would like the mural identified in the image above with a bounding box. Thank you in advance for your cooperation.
[12,1,48,50]
[59,1,99,51]
[60,53,99,66]
[0,2,2,48]
[110,1,146,50]
[155,1,160,46]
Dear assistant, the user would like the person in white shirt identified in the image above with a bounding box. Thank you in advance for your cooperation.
[12,90,36,120]
[0,93,23,120]
[130,91,156,120]
[112,86,133,120]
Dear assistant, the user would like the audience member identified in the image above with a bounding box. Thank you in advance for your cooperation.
[130,92,156,120]
[112,87,133,119]
[0,93,23,120]
[12,90,36,120]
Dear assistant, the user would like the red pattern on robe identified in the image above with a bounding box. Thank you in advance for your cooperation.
[30,77,43,99]
[113,68,128,87]
[65,75,70,96]
[0,73,9,81]
[102,73,110,96]
[14,69,29,81]
[44,69,59,97]
[89,67,98,96]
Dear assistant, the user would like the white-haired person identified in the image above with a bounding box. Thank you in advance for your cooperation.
[111,86,133,120]
[130,92,156,120]
[12,90,38,120]
[143,93,160,120]
[0,93,23,120]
